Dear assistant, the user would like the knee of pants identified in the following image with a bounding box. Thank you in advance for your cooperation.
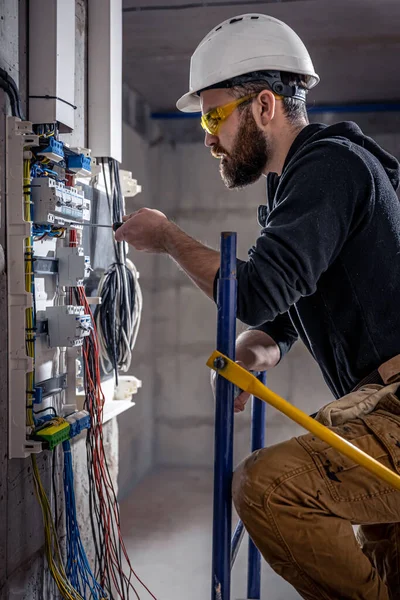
[232,440,307,520]
[232,448,275,518]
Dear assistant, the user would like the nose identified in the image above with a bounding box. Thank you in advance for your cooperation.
[204,131,219,148]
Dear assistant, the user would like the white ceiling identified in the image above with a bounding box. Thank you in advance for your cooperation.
[122,0,400,112]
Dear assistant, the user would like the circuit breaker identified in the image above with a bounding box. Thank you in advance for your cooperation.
[31,177,91,224]
[46,305,92,347]
[57,246,90,286]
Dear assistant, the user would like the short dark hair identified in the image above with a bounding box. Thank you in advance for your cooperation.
[229,72,310,127]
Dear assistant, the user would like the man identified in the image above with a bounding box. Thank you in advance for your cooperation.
[116,13,400,600]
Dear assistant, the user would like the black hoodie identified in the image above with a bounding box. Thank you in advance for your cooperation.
[217,122,400,399]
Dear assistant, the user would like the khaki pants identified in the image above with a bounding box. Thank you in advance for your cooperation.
[233,391,400,599]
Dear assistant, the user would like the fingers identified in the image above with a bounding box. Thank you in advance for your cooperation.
[114,224,126,242]
[122,209,143,223]
[234,391,250,413]
[211,365,250,414]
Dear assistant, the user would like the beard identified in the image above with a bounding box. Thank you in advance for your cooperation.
[211,109,269,189]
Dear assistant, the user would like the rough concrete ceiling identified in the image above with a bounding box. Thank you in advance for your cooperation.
[123,0,400,112]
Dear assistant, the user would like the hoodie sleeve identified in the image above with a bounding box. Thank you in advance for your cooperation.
[248,312,298,361]
[215,141,373,327]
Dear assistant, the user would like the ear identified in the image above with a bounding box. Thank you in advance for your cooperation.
[252,90,276,129]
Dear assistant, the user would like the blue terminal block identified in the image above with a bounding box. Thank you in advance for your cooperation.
[33,386,43,405]
[66,410,91,438]
[37,137,64,163]
[67,154,91,175]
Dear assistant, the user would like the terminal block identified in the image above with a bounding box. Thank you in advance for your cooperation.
[57,246,90,286]
[33,420,71,449]
[37,138,64,162]
[31,177,91,224]
[46,305,92,347]
[65,410,91,438]
[67,153,91,176]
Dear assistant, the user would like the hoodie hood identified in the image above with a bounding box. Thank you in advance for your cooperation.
[284,121,400,192]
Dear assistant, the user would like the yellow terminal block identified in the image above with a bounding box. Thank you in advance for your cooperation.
[33,421,71,450]
[207,350,400,492]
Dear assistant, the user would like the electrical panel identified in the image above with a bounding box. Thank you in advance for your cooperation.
[5,117,143,459]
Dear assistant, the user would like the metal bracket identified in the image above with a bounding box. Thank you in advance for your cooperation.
[33,256,58,275]
[36,319,48,335]
[36,374,68,399]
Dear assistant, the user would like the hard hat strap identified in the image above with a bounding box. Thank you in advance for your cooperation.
[198,70,307,103]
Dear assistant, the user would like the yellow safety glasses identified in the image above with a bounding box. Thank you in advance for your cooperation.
[200,93,257,136]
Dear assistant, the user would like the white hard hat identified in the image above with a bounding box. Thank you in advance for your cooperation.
[177,13,319,112]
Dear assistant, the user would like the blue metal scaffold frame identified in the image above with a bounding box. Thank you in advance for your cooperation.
[212,232,267,600]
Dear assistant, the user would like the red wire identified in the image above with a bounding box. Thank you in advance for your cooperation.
[77,285,157,600]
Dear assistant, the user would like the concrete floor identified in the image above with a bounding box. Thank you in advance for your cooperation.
[120,468,301,600]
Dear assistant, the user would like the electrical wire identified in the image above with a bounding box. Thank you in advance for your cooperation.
[23,159,33,222]
[123,0,286,12]
[26,152,84,599]
[25,246,35,426]
[52,446,60,533]
[76,286,156,600]
[96,259,142,381]
[63,440,108,599]
[0,67,24,119]
[34,406,57,417]
[32,455,85,600]
[25,123,150,598]
[24,159,36,427]
[95,159,143,383]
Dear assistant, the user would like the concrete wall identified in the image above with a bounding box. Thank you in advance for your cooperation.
[150,125,400,469]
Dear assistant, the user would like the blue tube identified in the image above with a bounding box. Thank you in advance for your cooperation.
[151,103,400,120]
[212,232,237,600]
[247,372,267,599]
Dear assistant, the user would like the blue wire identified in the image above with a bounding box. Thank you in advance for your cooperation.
[32,224,51,236]
[63,441,107,599]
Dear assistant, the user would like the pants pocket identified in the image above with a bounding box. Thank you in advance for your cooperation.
[362,410,400,475]
[298,419,395,503]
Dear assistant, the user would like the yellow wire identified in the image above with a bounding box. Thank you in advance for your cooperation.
[25,306,34,427]
[25,234,34,427]
[23,159,31,223]
[31,456,84,600]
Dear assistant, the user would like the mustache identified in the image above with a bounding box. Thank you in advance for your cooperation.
[211,145,230,159]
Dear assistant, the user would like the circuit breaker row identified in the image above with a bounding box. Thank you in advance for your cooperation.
[31,177,91,225]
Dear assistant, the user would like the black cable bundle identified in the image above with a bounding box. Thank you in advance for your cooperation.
[0,67,24,119]
[95,159,142,385]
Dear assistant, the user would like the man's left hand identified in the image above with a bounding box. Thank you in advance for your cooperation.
[115,208,170,252]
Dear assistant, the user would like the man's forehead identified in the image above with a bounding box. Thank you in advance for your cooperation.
[200,88,233,113]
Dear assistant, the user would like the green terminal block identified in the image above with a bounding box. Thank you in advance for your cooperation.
[34,421,71,450]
